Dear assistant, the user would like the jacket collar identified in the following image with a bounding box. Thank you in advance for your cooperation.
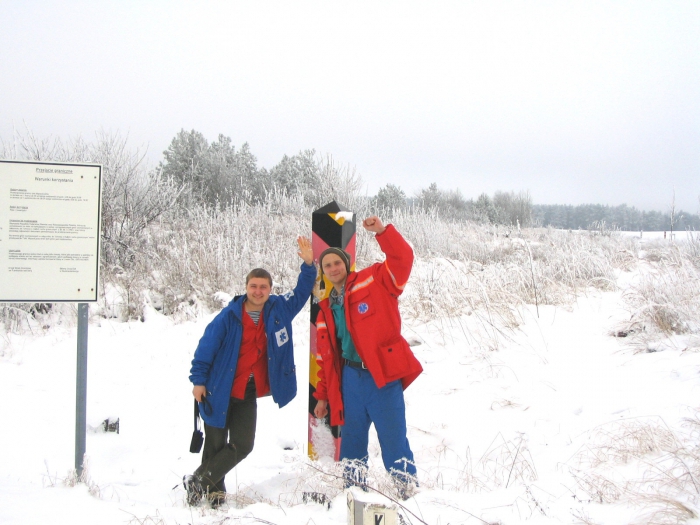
[228,293,275,321]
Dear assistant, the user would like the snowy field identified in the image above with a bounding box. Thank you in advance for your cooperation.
[1,232,700,524]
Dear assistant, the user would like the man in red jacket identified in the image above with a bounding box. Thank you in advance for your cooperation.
[313,216,422,495]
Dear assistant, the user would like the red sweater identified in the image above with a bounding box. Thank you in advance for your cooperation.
[231,310,270,399]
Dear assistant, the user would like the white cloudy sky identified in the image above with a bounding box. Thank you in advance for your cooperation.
[2,1,698,212]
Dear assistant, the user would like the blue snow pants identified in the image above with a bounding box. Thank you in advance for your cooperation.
[339,365,417,484]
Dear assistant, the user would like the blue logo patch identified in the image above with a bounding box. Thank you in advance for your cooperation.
[275,327,289,346]
[358,302,369,314]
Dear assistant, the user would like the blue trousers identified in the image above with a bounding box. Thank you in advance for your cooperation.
[340,366,416,483]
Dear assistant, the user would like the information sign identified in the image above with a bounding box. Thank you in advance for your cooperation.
[0,160,102,302]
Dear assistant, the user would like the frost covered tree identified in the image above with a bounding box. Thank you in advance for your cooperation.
[373,183,407,216]
[441,188,469,221]
[93,133,182,264]
[224,142,263,204]
[493,190,533,227]
[200,134,237,205]
[269,149,321,204]
[159,131,264,206]
[314,155,366,212]
[474,193,498,224]
[159,129,209,204]
[415,183,470,221]
[416,182,442,210]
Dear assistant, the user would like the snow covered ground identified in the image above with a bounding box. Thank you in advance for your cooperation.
[2,238,700,524]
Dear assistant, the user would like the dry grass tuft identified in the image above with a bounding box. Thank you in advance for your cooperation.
[124,512,167,525]
[632,496,699,525]
[43,459,101,499]
[475,433,538,489]
[622,262,700,338]
[569,467,624,504]
[568,416,700,523]
[575,419,681,469]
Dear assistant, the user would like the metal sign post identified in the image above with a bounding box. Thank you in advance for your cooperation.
[75,303,89,475]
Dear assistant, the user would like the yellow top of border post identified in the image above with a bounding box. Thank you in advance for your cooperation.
[329,211,354,225]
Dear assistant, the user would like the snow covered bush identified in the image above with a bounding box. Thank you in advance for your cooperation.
[616,239,700,349]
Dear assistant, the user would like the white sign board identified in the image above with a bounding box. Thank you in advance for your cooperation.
[347,491,397,525]
[0,160,102,302]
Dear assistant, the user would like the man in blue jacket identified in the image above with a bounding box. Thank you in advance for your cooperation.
[185,236,315,506]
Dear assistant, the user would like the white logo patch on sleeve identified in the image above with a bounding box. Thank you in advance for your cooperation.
[275,327,290,346]
[283,291,294,301]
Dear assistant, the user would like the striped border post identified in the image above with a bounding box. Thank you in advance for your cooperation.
[309,201,356,460]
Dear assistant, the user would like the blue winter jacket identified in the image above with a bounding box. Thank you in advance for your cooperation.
[189,262,316,428]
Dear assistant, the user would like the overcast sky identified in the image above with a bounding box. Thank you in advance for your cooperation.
[2,1,698,212]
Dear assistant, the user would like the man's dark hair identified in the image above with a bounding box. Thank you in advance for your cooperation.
[246,268,272,287]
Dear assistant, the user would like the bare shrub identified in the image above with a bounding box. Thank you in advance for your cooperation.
[0,303,78,337]
[1,126,89,162]
[0,305,38,335]
[312,154,368,214]
[93,131,182,266]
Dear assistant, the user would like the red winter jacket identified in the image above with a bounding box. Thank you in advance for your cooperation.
[313,224,423,426]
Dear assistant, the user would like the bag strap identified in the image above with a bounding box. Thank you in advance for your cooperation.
[194,399,201,432]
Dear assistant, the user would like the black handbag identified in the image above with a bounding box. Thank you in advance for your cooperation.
[189,399,204,453]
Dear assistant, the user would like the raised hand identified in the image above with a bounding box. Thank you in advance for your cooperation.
[297,236,314,265]
[362,216,386,234]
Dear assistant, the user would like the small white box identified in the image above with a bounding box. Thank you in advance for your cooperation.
[347,490,398,525]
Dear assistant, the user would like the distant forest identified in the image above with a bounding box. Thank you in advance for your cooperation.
[2,128,697,234]
[533,204,700,232]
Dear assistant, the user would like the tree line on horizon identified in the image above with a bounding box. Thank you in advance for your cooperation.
[533,203,700,232]
[159,129,699,232]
